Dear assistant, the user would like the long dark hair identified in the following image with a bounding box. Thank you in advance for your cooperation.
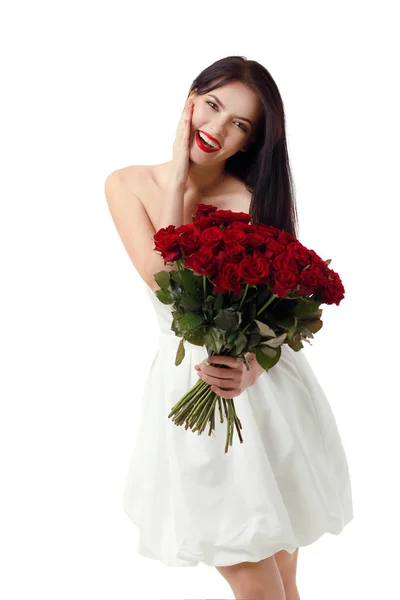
[188,56,299,239]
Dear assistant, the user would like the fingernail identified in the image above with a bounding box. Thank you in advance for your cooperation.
[194,365,200,371]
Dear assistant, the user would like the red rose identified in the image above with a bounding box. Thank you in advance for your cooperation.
[309,249,329,272]
[222,228,248,245]
[270,270,298,297]
[179,230,199,256]
[251,248,266,258]
[153,232,181,263]
[297,265,327,296]
[213,209,251,226]
[185,246,219,276]
[199,226,223,247]
[175,223,194,235]
[286,241,312,267]
[246,232,266,249]
[224,243,246,263]
[255,224,280,240]
[272,251,299,275]
[153,224,176,241]
[318,270,345,305]
[211,262,242,295]
[194,203,218,219]
[239,255,271,285]
[193,215,217,236]
[229,221,248,230]
[265,239,288,260]
[277,230,297,245]
[214,249,228,269]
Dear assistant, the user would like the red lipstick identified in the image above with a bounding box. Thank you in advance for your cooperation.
[195,130,221,153]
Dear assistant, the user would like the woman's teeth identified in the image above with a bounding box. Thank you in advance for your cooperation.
[198,131,220,149]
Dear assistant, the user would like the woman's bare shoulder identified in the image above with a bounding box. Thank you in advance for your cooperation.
[115,162,168,191]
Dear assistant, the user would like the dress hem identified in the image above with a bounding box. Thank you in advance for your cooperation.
[123,505,354,568]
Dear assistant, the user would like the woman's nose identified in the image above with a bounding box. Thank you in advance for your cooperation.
[209,125,226,141]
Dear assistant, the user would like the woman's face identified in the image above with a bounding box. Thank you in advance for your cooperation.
[189,80,263,163]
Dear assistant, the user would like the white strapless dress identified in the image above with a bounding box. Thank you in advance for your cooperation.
[122,281,354,567]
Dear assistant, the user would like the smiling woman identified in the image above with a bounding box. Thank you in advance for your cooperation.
[105,55,354,600]
[183,58,298,238]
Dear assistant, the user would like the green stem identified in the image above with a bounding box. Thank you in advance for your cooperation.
[238,291,279,336]
[177,387,211,425]
[256,291,279,316]
[196,394,218,433]
[191,393,216,432]
[168,378,207,417]
[185,387,215,427]
[237,283,249,312]
[176,258,183,278]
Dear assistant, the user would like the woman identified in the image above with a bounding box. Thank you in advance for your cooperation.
[105,55,353,600]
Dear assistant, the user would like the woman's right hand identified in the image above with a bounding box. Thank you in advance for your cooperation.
[168,90,196,189]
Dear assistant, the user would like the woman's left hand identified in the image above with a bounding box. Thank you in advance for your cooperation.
[194,353,264,399]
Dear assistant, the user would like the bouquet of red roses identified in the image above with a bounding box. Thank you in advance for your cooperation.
[152,203,344,453]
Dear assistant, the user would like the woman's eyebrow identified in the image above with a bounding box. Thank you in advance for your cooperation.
[208,94,253,126]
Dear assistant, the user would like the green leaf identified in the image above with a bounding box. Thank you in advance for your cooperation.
[226,331,238,344]
[302,318,323,334]
[179,295,203,311]
[176,312,205,332]
[175,338,185,366]
[290,298,321,317]
[259,346,277,358]
[184,330,205,346]
[288,316,298,338]
[170,271,182,286]
[214,293,224,311]
[180,269,199,295]
[288,335,304,351]
[255,345,282,371]
[247,332,263,349]
[233,333,248,355]
[255,319,276,338]
[214,308,241,331]
[154,289,175,304]
[275,314,298,338]
[261,332,287,348]
[276,315,296,329]
[170,319,180,335]
[153,270,172,290]
[204,328,226,354]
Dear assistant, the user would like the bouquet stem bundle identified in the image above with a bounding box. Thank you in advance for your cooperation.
[168,362,244,453]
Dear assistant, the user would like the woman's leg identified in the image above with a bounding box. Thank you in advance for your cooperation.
[273,549,300,600]
[216,555,286,600]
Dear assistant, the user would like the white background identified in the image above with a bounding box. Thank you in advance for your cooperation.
[1,1,399,598]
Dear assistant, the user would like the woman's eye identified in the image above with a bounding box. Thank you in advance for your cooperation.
[235,122,247,132]
[206,101,247,132]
